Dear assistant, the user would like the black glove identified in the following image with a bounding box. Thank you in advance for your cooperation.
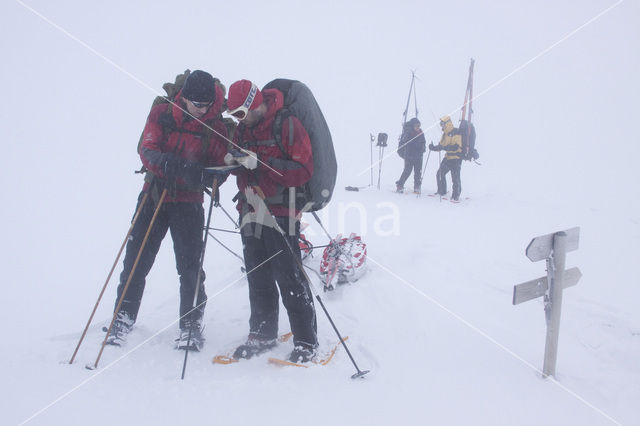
[182,161,204,187]
[203,167,232,186]
[161,153,182,180]
[161,153,203,187]
[428,143,436,151]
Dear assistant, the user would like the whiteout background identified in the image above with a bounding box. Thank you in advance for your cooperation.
[1,1,639,425]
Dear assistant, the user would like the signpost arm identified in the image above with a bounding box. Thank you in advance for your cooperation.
[542,232,567,378]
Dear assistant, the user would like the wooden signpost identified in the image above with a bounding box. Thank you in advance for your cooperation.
[513,227,581,378]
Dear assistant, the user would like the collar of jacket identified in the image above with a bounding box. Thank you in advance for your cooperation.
[252,88,284,132]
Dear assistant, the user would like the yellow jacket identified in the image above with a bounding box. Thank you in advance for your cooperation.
[437,123,462,160]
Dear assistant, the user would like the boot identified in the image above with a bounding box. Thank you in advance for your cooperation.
[232,335,277,360]
[105,312,134,346]
[288,345,317,364]
[176,320,204,351]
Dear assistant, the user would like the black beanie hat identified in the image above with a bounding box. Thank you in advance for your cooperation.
[182,70,216,103]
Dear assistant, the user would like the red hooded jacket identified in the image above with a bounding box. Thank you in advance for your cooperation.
[232,88,313,217]
[140,86,228,203]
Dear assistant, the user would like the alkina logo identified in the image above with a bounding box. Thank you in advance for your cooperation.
[243,84,257,108]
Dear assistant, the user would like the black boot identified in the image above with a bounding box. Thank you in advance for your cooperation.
[288,344,317,363]
[232,336,277,360]
[105,312,134,346]
[176,320,204,351]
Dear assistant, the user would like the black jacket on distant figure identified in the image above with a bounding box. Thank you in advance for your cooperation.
[396,118,426,189]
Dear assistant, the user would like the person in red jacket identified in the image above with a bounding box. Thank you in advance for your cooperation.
[225,79,318,363]
[108,70,228,351]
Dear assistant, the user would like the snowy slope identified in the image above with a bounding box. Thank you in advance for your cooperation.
[2,1,639,425]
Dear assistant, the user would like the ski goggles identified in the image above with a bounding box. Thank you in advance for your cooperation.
[227,83,259,120]
[228,106,249,120]
[188,99,213,109]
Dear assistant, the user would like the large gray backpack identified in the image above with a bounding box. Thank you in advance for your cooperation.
[263,79,337,211]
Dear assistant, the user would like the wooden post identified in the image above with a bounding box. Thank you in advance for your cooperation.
[513,227,580,378]
[542,232,567,377]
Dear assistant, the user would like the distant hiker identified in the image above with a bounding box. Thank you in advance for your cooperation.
[395,117,426,193]
[108,70,229,351]
[225,79,318,363]
[429,115,463,201]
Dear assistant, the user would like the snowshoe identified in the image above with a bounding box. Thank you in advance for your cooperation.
[176,321,204,351]
[414,187,421,195]
[105,312,134,346]
[319,233,367,290]
[288,345,317,364]
[232,336,277,360]
[395,185,404,193]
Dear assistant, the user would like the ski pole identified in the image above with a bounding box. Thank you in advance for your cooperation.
[310,211,354,269]
[245,191,369,379]
[69,191,150,365]
[377,145,384,190]
[375,133,388,190]
[218,204,240,229]
[369,134,374,187]
[311,211,332,242]
[419,148,432,185]
[204,186,239,229]
[208,227,240,234]
[207,231,245,266]
[88,188,168,370]
[181,177,219,379]
[438,151,443,201]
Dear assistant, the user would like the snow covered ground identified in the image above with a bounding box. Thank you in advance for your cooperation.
[2,1,639,425]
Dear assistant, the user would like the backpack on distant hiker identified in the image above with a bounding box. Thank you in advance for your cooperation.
[397,124,409,159]
[458,119,479,161]
[262,79,337,211]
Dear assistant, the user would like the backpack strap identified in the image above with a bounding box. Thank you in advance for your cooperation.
[271,109,294,157]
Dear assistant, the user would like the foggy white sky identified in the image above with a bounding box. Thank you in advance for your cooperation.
[1,0,637,315]
[1,1,639,425]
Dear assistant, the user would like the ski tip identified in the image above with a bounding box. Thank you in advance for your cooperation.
[351,369,370,379]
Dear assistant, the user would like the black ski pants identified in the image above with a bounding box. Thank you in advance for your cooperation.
[240,217,317,349]
[436,158,462,200]
[115,191,206,329]
[397,154,423,189]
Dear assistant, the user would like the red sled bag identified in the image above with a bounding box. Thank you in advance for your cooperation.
[319,233,367,291]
